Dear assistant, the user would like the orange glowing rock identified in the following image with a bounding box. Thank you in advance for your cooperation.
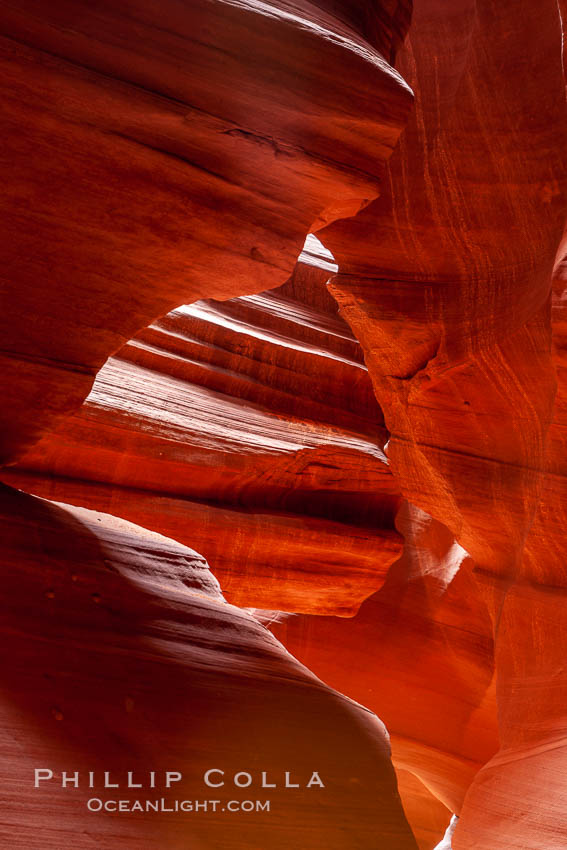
[4,256,403,616]
[4,0,567,847]
[0,483,418,849]
[0,0,412,464]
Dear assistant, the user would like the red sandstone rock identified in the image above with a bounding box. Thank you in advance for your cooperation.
[450,249,567,849]
[3,255,402,616]
[0,483,418,849]
[0,0,412,464]
[4,0,567,847]
[396,770,452,850]
[270,503,498,822]
[320,0,566,572]
[4,472,402,616]
[313,0,567,847]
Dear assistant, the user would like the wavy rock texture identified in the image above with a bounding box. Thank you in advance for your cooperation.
[0,483,418,850]
[313,0,567,848]
[4,246,402,616]
[3,0,567,848]
[0,0,412,464]
[3,244,462,844]
[0,0,420,843]
[269,503,497,842]
[396,770,452,850]
[452,251,567,849]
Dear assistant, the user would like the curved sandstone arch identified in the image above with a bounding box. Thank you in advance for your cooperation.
[0,0,412,463]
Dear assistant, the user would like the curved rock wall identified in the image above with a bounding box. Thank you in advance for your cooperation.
[3,0,567,848]
[0,0,412,464]
[315,0,567,847]
[4,250,403,616]
[0,483,417,849]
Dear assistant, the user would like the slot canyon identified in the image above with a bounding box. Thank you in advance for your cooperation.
[1,0,566,847]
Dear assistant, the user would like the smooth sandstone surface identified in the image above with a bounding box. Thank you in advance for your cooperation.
[0,1,418,837]
[315,0,567,847]
[0,483,418,850]
[4,251,402,616]
[396,770,451,850]
[451,243,567,849]
[0,0,412,464]
[3,0,567,848]
[270,503,498,820]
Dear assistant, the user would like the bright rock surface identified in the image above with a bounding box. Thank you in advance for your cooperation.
[0,0,412,463]
[5,252,402,616]
[3,0,567,848]
[315,0,567,848]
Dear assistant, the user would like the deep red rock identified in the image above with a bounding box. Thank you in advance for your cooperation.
[0,0,412,464]
[4,0,567,847]
[313,0,567,847]
[270,503,498,819]
[0,483,418,849]
[3,252,403,616]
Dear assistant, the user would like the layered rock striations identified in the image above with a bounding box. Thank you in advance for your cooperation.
[4,246,403,616]
[0,483,418,850]
[0,0,412,464]
[320,0,566,569]
[3,0,567,848]
[452,247,567,849]
[0,2,422,844]
[311,0,567,847]
[270,504,497,835]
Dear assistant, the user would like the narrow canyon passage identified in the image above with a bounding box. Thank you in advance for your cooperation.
[2,0,567,848]
[0,236,430,847]
[0,235,498,849]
